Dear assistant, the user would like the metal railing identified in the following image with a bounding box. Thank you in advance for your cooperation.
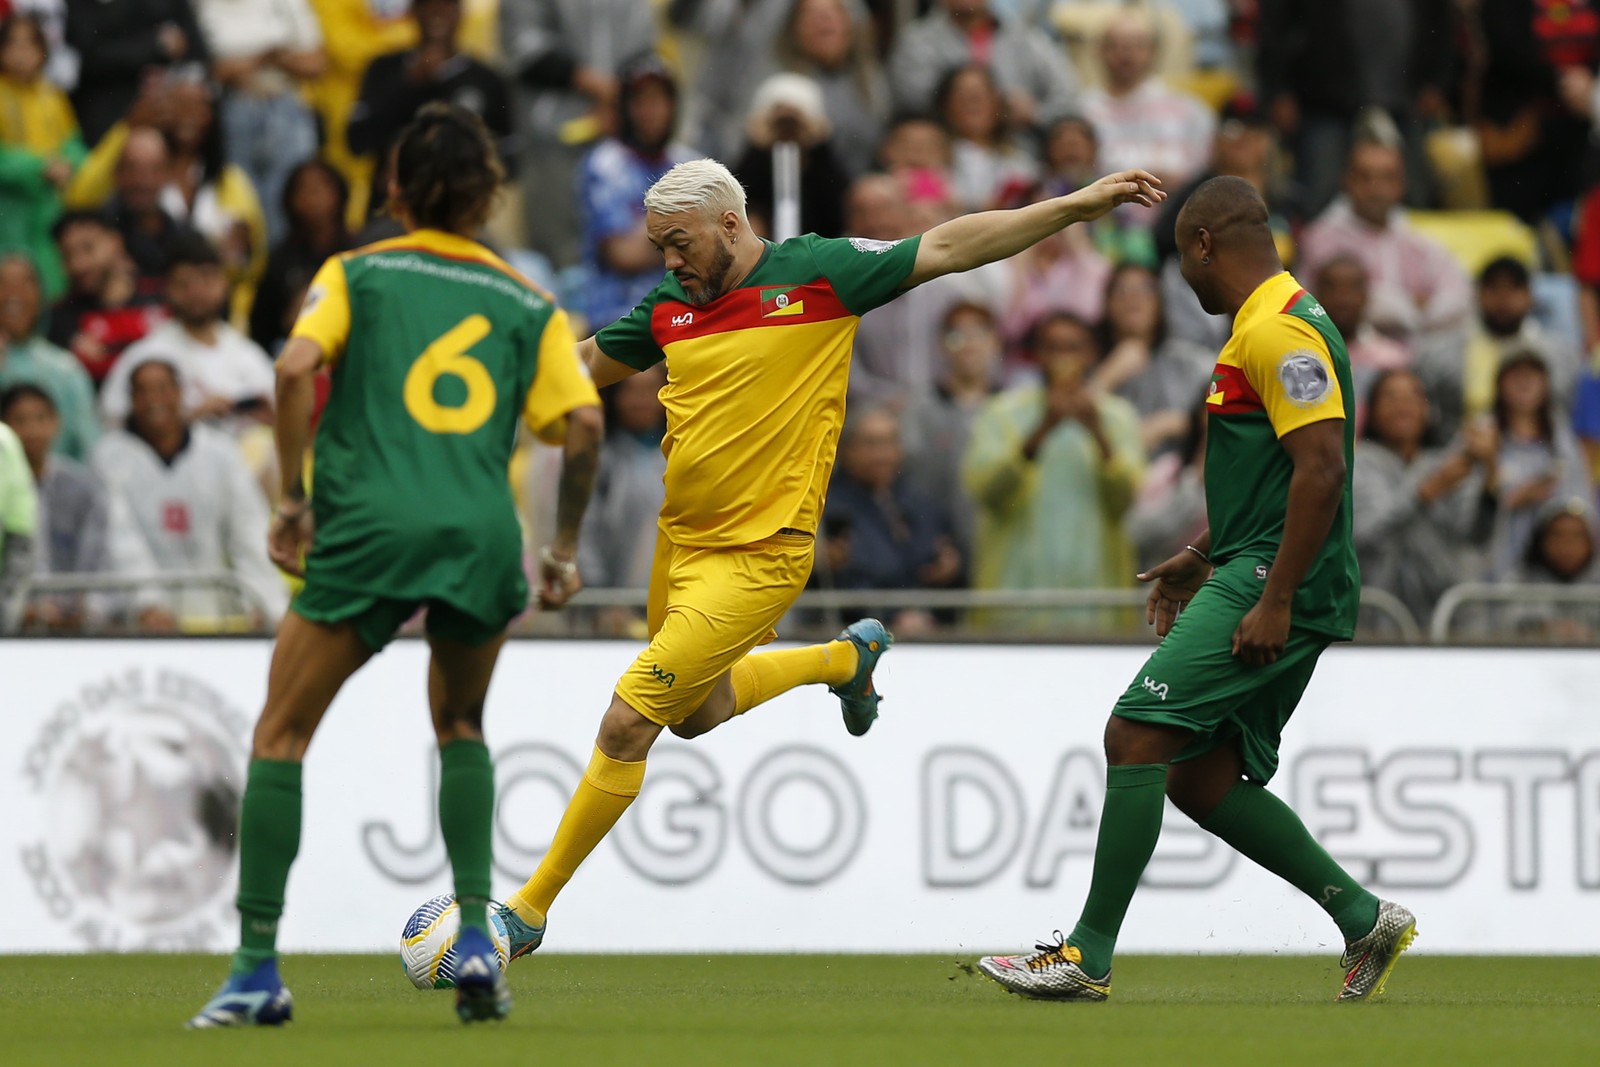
[10,570,272,633]
[1430,583,1600,643]
[562,585,1425,643]
[12,572,1568,646]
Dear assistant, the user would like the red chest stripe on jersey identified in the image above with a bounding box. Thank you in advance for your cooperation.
[651,281,852,343]
[1205,362,1264,416]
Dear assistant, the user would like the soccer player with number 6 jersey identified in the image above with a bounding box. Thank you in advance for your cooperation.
[187,104,603,1029]
[977,177,1416,1004]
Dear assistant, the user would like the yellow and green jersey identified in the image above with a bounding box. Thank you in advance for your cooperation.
[596,233,921,548]
[1204,271,1360,639]
[290,229,600,621]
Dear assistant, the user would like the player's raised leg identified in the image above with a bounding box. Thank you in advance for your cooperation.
[500,533,883,954]
[1167,744,1415,1002]
[425,619,512,1022]
[187,614,372,1028]
[689,617,893,739]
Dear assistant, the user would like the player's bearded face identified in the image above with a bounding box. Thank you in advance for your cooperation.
[682,237,736,307]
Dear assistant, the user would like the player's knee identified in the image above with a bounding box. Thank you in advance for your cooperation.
[667,717,709,739]
[251,711,314,761]
[1165,778,1210,822]
[596,694,662,761]
[1103,715,1190,766]
[432,703,485,746]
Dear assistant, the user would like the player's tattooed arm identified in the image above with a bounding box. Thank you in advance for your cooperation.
[541,404,604,610]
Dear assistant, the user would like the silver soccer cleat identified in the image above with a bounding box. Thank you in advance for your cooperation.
[1337,900,1418,1001]
[976,932,1111,1002]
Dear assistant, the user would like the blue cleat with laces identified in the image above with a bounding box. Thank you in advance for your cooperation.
[186,958,294,1029]
[829,618,894,737]
[493,901,546,961]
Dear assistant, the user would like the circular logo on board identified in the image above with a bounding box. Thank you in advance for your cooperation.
[20,668,249,950]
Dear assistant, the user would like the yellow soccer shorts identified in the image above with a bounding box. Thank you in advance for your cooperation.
[615,530,815,725]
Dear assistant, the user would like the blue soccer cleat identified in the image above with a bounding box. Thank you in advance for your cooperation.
[829,618,894,737]
[186,959,294,1029]
[493,901,546,961]
[452,925,512,1023]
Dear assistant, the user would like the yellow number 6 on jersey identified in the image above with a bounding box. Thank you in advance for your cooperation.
[404,314,497,434]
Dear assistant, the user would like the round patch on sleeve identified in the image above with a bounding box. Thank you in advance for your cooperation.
[1277,350,1332,407]
[847,237,903,254]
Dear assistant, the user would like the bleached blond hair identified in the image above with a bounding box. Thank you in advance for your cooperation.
[643,158,748,222]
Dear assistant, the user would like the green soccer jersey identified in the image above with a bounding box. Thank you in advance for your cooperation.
[290,230,600,624]
[1202,272,1360,639]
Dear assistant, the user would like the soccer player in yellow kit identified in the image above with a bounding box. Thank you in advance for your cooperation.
[497,159,1164,954]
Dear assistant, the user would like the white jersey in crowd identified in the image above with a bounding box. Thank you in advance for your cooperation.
[99,321,277,432]
[92,424,288,625]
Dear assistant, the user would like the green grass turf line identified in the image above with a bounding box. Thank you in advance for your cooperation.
[3,954,1598,1067]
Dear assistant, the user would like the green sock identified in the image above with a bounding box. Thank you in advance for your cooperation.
[1068,763,1169,977]
[1200,781,1380,941]
[439,739,495,935]
[232,758,302,977]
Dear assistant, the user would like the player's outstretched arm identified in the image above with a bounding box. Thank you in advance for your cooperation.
[579,335,642,388]
[902,170,1164,288]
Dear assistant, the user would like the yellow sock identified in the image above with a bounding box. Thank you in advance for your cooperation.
[730,640,858,716]
[509,746,646,923]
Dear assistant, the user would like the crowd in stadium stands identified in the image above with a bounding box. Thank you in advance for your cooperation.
[3,0,1600,642]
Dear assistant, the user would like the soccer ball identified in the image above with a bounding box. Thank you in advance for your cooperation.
[399,893,511,990]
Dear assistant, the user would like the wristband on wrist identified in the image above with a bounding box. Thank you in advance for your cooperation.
[541,545,577,576]
[1184,544,1211,565]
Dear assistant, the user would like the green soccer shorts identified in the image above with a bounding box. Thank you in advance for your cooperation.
[1113,569,1334,784]
[291,580,508,652]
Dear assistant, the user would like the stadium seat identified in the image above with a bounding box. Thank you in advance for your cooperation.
[1404,210,1539,279]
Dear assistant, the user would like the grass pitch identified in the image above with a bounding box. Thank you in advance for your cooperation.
[3,953,1597,1066]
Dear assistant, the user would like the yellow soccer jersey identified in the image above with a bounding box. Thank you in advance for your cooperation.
[595,233,921,548]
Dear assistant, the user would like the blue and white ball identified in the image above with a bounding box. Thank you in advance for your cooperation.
[399,894,510,990]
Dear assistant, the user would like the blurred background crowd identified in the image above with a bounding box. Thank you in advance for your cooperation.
[2,0,1600,643]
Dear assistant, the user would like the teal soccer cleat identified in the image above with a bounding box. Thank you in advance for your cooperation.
[493,901,546,961]
[186,959,294,1029]
[452,925,512,1023]
[829,618,894,737]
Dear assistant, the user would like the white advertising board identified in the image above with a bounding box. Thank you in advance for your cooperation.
[2,640,1597,955]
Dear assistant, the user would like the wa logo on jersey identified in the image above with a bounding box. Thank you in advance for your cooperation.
[760,286,806,319]
[1142,677,1170,701]
[1278,349,1332,408]
[670,312,694,327]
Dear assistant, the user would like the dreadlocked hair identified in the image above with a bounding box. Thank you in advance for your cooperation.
[391,102,504,234]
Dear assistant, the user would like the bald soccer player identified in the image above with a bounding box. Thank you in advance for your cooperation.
[495,158,1165,957]
[977,176,1416,1003]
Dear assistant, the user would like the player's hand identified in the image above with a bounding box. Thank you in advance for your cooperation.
[1233,600,1291,666]
[538,544,583,610]
[268,504,314,577]
[1068,170,1164,222]
[1138,549,1210,637]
